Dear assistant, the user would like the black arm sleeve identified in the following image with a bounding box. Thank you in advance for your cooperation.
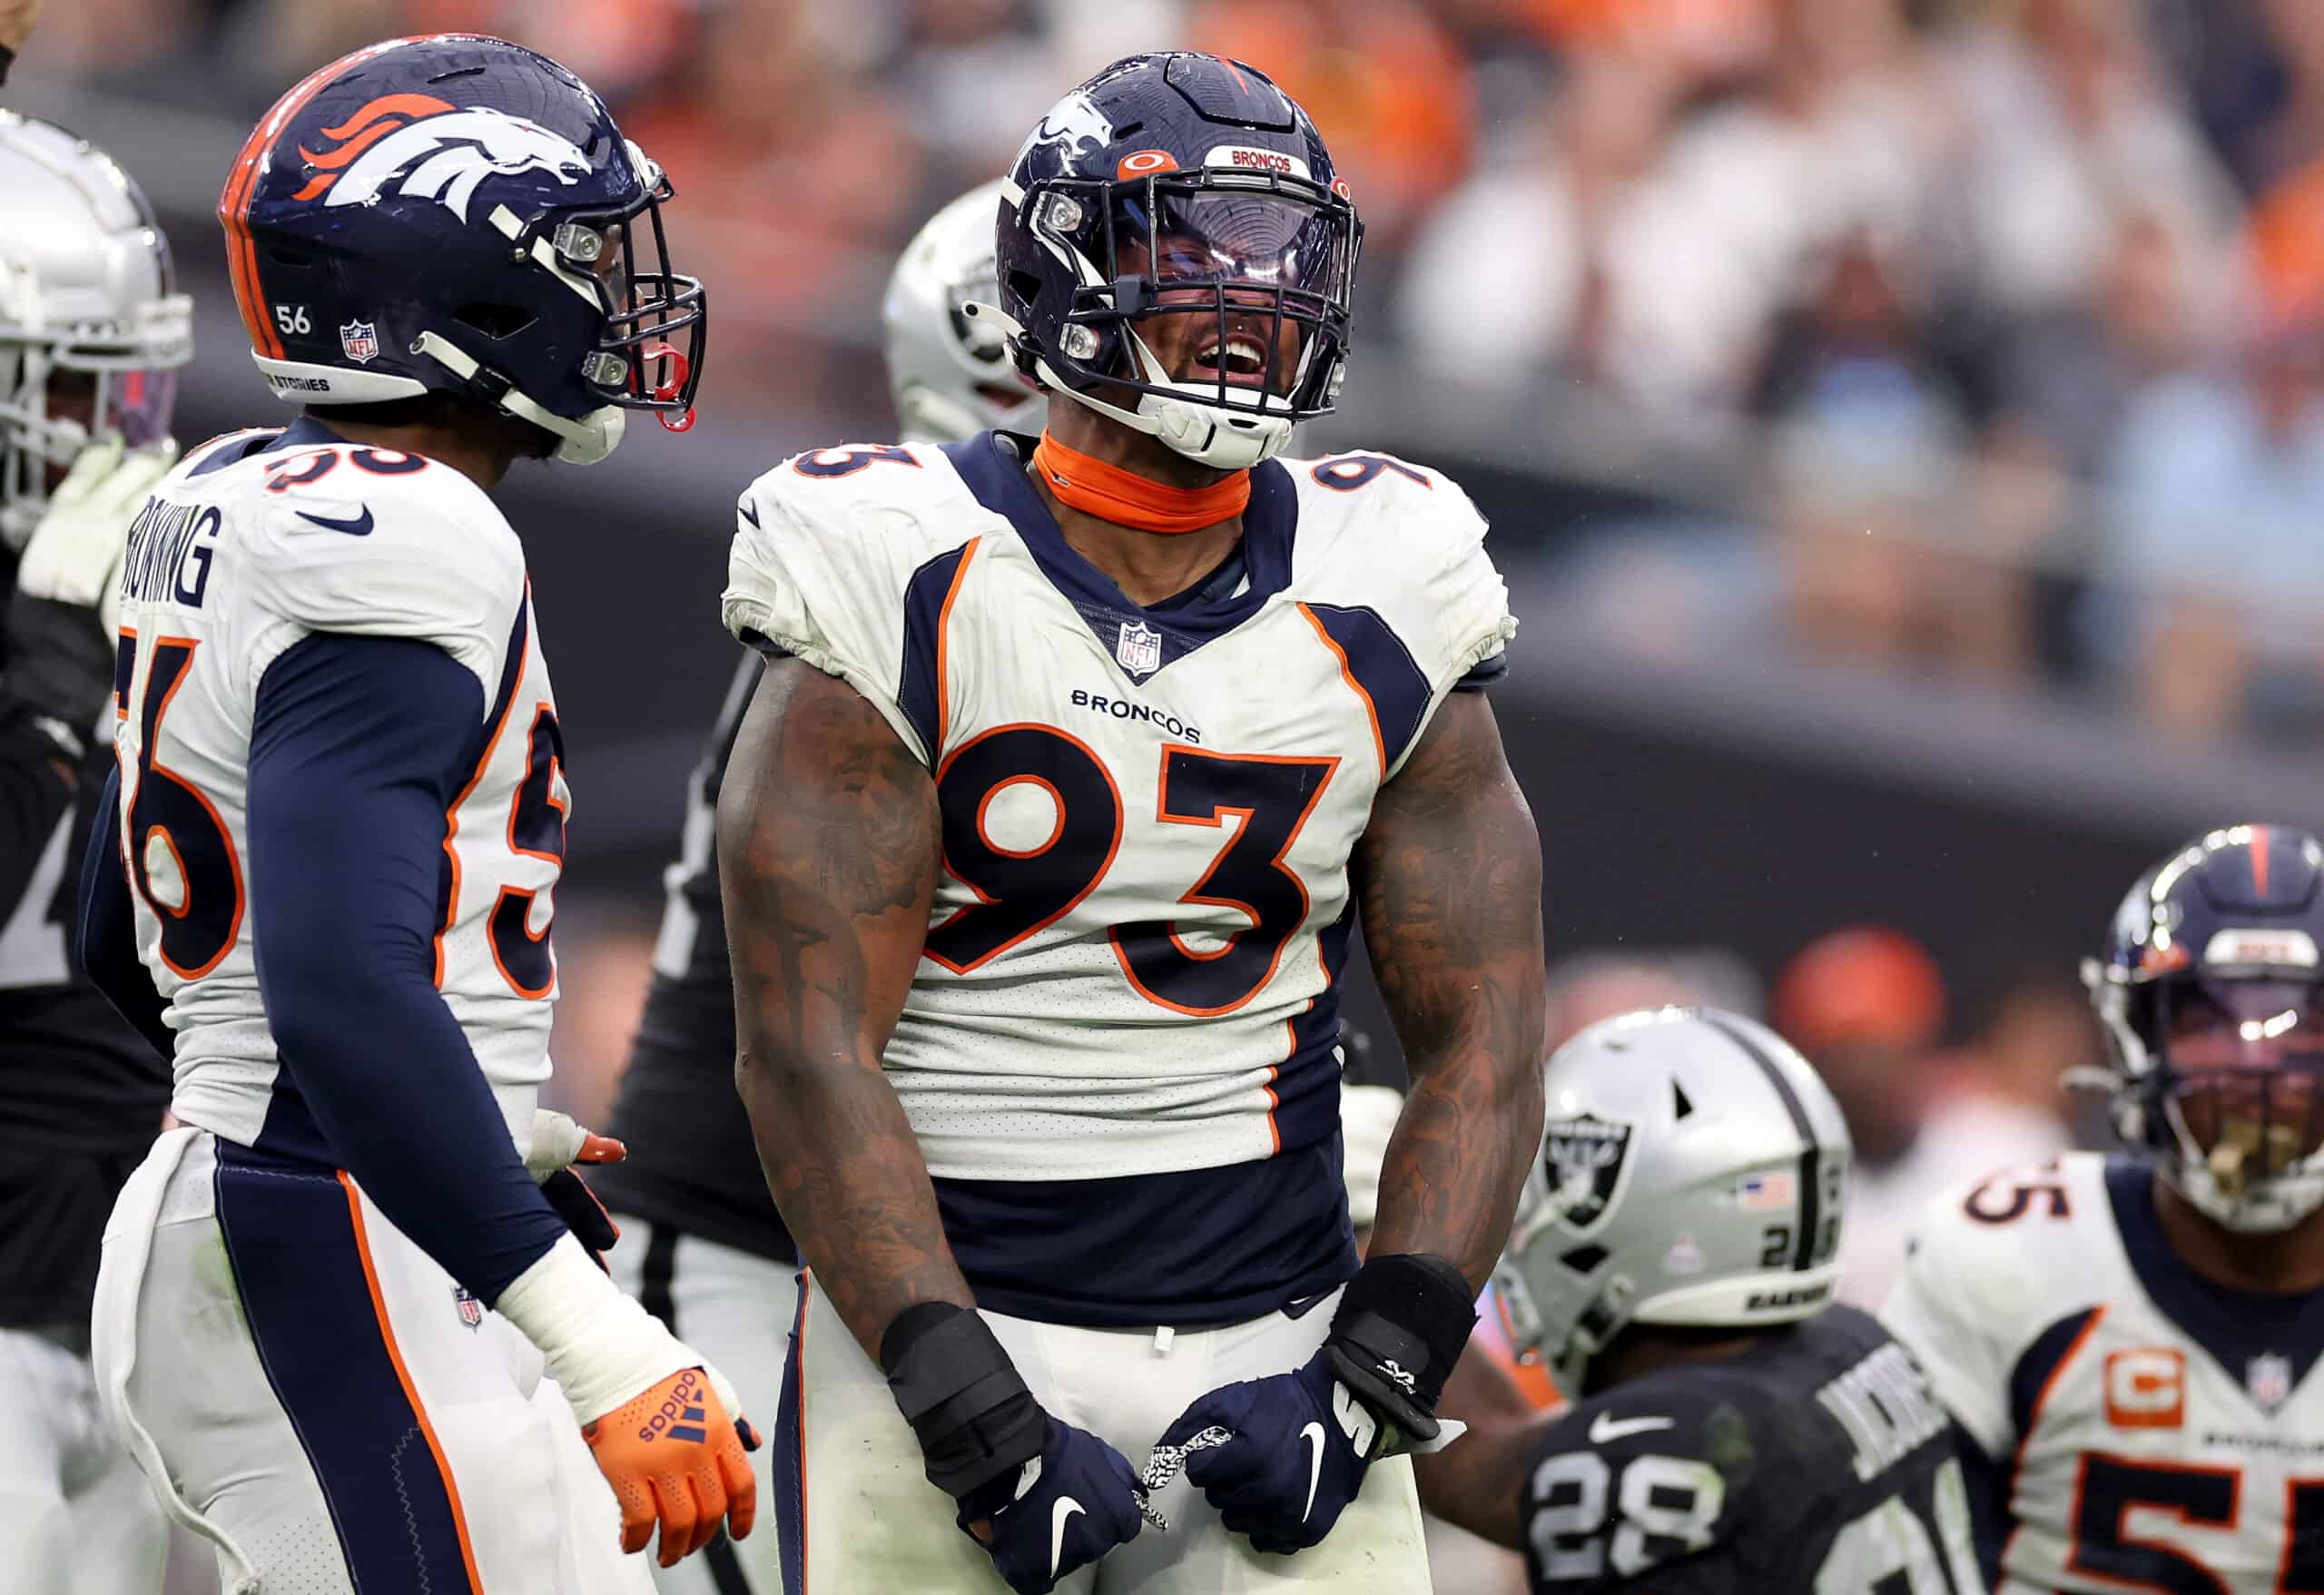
[76,764,175,1062]
[246,632,566,1303]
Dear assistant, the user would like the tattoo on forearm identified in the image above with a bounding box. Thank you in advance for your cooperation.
[717,661,973,1353]
[1356,694,1548,1289]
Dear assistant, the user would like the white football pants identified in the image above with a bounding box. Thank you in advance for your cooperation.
[772,1272,1430,1593]
[92,1127,655,1595]
[0,1324,168,1595]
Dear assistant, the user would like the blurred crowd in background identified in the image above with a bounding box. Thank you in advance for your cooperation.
[35,0,2324,743]
[15,0,2298,1427]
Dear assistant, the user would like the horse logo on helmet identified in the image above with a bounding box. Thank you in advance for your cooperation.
[294,94,593,222]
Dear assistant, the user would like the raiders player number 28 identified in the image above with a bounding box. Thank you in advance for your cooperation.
[1418,1008,1984,1594]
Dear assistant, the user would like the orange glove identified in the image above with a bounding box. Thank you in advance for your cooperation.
[583,1364,760,1567]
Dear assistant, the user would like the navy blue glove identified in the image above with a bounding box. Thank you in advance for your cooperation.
[960,1416,1145,1594]
[1156,1349,1378,1555]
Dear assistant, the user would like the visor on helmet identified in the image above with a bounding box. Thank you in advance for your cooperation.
[2151,979,2324,1203]
[1029,168,1359,421]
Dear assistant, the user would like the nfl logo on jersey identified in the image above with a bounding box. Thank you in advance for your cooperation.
[339,320,379,365]
[2248,1352,2293,1413]
[451,1285,485,1332]
[1116,619,1162,678]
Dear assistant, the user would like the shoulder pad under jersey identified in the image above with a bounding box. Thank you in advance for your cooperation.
[723,439,981,765]
[1878,1151,2115,1459]
[1285,449,1514,727]
[231,446,526,705]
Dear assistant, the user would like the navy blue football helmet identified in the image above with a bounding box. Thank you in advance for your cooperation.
[220,35,704,464]
[988,53,1362,470]
[2083,824,2324,1231]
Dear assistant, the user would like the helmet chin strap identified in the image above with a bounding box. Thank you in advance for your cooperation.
[964,300,1295,471]
[412,330,625,466]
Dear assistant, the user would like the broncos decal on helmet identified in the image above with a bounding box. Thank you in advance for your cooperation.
[295,95,592,222]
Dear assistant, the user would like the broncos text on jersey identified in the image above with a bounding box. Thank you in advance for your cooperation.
[1885,1151,2324,1593]
[1521,1304,1980,1593]
[723,432,1512,1188]
[106,418,566,1157]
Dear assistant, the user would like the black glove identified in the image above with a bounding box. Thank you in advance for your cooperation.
[882,1302,1143,1593]
[539,1167,618,1267]
[0,591,113,764]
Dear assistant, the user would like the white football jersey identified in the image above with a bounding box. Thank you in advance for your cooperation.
[724,434,1513,1186]
[1883,1151,2324,1593]
[108,419,565,1150]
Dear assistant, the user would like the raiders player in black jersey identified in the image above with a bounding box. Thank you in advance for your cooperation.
[1414,1007,1984,1593]
[0,113,191,1589]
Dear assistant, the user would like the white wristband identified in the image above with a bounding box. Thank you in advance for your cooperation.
[494,1235,690,1424]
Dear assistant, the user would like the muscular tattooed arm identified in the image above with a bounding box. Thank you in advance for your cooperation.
[1356,690,1547,1291]
[717,658,973,1357]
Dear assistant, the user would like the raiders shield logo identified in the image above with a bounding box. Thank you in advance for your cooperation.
[1543,1112,1636,1235]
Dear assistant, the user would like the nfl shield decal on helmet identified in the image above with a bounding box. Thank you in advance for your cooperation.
[1116,619,1162,678]
[340,320,379,364]
[1543,1112,1636,1235]
[2248,1352,2293,1413]
[452,1284,485,1332]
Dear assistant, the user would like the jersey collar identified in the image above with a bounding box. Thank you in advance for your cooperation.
[940,430,1296,683]
[2105,1157,2324,1413]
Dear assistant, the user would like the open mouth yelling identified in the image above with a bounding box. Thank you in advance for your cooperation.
[1190,333,1269,388]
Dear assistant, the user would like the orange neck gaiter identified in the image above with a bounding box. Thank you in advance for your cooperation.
[1031,432,1250,535]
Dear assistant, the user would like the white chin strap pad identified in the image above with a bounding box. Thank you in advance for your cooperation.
[1047,371,1293,472]
[1144,392,1291,471]
[410,331,626,467]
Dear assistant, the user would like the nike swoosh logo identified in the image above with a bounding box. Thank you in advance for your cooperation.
[1050,1496,1084,1577]
[1589,1412,1673,1444]
[294,506,374,537]
[1300,1421,1326,1522]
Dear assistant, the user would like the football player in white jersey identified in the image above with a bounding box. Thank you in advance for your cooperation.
[592,176,1044,1595]
[1885,823,2324,1592]
[74,36,755,1592]
[717,52,1548,1595]
[0,108,191,1595]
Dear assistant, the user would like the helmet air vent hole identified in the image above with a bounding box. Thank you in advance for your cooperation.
[455,302,538,340]
[1561,1245,1610,1275]
[1672,1080,1695,1120]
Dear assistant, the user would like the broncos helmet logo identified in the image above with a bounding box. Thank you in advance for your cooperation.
[1016,89,1117,176]
[292,94,593,222]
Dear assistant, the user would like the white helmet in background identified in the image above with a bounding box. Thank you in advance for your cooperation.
[883,180,1042,446]
[1494,1007,1854,1394]
[0,112,192,546]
